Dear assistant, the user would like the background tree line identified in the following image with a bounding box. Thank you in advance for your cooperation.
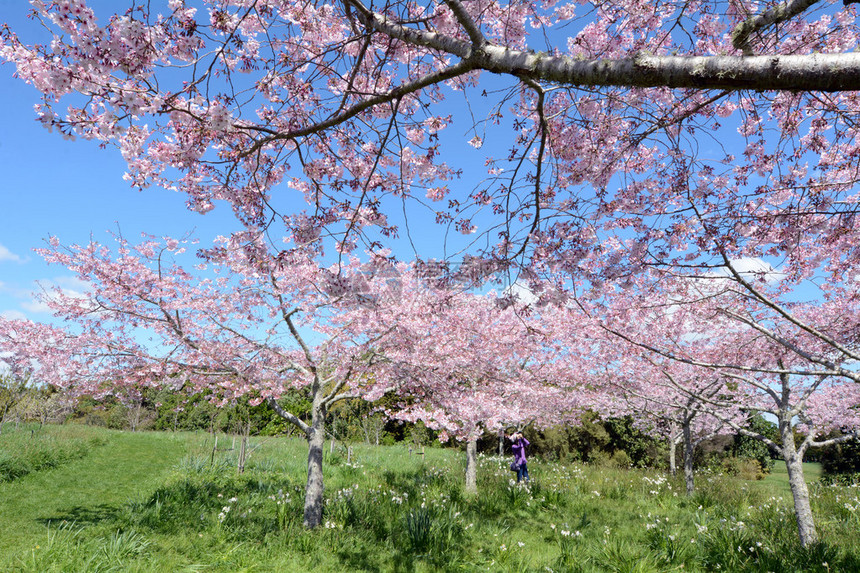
[5,370,857,481]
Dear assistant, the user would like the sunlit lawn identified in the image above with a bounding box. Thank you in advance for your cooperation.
[759,461,823,496]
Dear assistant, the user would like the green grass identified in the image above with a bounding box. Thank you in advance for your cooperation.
[0,425,195,558]
[0,424,105,483]
[759,461,823,496]
[1,425,859,572]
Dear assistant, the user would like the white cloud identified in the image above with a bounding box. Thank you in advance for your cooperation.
[51,276,90,291]
[20,276,91,315]
[0,244,23,263]
[1,309,27,320]
[20,299,52,313]
[717,257,784,283]
[504,280,539,306]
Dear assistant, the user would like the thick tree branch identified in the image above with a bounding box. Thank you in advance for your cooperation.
[442,0,485,48]
[476,48,860,92]
[347,0,473,57]
[735,424,784,455]
[732,0,823,55]
[808,430,860,449]
[348,0,860,91]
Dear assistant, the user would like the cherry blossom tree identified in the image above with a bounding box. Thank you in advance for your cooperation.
[599,353,733,494]
[600,272,860,546]
[3,0,860,281]
[0,232,412,528]
[5,0,860,402]
[375,282,567,493]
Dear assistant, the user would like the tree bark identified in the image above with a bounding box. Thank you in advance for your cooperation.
[780,421,818,546]
[303,405,327,529]
[683,421,695,496]
[465,438,478,494]
[669,435,677,478]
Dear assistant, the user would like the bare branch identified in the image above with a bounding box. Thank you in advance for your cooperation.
[719,253,860,368]
[722,371,781,405]
[510,78,547,262]
[239,59,476,157]
[602,323,836,378]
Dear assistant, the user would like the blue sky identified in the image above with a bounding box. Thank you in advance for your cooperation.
[0,2,246,321]
[0,71,242,320]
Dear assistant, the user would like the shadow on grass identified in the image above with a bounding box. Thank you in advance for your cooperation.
[333,540,385,572]
[39,503,123,527]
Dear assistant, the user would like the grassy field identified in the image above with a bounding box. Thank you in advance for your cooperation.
[758,459,822,496]
[1,424,858,572]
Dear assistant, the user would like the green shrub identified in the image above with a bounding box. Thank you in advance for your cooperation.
[610,450,632,469]
[818,433,860,476]
[721,456,766,480]
[733,414,778,473]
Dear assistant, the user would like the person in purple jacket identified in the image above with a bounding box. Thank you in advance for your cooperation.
[509,432,530,483]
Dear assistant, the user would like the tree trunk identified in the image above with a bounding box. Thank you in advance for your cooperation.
[303,403,326,528]
[683,421,695,496]
[465,438,478,494]
[781,423,818,546]
[498,431,504,457]
[668,436,677,477]
[237,423,248,475]
[668,421,679,477]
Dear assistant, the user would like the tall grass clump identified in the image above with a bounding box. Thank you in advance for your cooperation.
[16,522,154,573]
[0,424,105,483]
